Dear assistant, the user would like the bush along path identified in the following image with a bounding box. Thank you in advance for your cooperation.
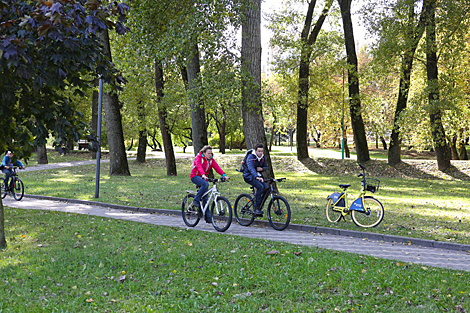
[3,197,470,272]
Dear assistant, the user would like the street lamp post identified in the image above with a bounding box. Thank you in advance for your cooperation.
[342,69,345,160]
[94,77,103,198]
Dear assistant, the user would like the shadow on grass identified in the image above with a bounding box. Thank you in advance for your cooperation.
[441,165,470,181]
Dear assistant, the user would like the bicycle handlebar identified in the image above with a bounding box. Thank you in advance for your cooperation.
[264,177,286,183]
[207,177,229,183]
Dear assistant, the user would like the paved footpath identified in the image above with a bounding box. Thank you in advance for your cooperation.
[3,196,470,272]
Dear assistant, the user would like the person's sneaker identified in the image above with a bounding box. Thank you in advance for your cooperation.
[254,209,263,217]
[192,201,200,208]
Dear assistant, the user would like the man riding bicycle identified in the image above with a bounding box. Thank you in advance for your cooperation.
[1,151,25,190]
[242,144,267,216]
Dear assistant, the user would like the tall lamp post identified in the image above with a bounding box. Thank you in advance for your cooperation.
[94,77,103,198]
[342,69,345,160]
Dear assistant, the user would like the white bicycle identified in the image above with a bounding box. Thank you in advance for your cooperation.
[181,178,232,232]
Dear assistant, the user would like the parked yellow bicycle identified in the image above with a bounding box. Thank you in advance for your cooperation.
[326,163,384,228]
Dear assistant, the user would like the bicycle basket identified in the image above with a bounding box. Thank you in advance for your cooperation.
[365,178,380,193]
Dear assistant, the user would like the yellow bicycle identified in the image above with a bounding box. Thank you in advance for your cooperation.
[326,163,384,228]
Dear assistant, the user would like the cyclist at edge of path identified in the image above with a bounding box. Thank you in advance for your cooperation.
[190,145,229,222]
[1,151,25,191]
[242,143,268,216]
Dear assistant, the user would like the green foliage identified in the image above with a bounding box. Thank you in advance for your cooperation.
[0,0,128,160]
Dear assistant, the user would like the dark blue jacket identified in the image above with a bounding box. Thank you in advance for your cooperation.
[242,152,267,182]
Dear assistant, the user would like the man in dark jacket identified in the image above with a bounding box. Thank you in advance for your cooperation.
[1,151,25,190]
[243,144,268,216]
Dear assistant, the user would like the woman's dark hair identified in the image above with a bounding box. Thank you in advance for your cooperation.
[254,144,264,150]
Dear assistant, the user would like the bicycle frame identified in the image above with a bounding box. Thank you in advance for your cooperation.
[328,166,370,216]
[187,182,221,214]
[330,189,367,217]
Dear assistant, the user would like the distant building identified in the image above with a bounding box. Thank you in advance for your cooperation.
[262,46,279,78]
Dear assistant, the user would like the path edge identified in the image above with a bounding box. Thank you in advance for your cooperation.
[22,194,470,252]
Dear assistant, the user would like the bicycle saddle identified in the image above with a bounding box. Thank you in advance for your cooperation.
[339,184,351,189]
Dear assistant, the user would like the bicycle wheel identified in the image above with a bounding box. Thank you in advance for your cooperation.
[267,196,291,231]
[325,198,342,223]
[12,178,24,201]
[0,180,6,199]
[211,196,232,232]
[181,194,200,227]
[234,194,255,227]
[351,196,384,228]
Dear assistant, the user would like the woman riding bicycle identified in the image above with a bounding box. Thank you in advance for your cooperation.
[242,144,267,216]
[190,145,229,222]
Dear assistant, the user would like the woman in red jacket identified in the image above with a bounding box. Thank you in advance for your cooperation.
[190,145,229,222]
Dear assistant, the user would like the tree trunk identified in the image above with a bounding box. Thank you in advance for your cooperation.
[380,136,387,150]
[136,99,147,163]
[241,0,275,180]
[425,0,450,171]
[269,126,275,152]
[345,137,350,158]
[98,28,130,176]
[338,0,370,163]
[37,144,48,164]
[458,140,468,160]
[218,107,227,154]
[126,138,134,151]
[0,200,5,249]
[388,4,425,166]
[297,0,333,160]
[67,137,74,151]
[450,136,459,160]
[187,42,208,155]
[155,60,177,176]
[137,130,147,163]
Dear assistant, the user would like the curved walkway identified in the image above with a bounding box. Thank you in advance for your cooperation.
[3,195,470,272]
[7,159,470,272]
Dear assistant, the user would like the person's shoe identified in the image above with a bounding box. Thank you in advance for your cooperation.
[192,201,200,208]
[254,209,263,217]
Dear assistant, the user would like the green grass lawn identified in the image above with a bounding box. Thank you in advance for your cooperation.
[25,149,108,165]
[1,208,469,312]
[17,156,470,245]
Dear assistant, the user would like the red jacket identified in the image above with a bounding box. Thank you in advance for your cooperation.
[190,152,225,179]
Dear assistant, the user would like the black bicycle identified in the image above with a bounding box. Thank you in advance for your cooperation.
[234,178,291,231]
[1,166,25,201]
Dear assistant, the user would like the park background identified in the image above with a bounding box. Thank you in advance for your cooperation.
[1,0,470,311]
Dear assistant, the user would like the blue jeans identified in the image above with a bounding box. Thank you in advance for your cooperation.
[191,176,209,207]
[245,178,268,210]
[2,168,12,187]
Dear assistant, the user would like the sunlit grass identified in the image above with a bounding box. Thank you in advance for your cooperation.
[15,156,470,244]
[0,209,469,312]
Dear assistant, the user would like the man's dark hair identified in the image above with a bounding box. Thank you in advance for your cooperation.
[254,144,264,150]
